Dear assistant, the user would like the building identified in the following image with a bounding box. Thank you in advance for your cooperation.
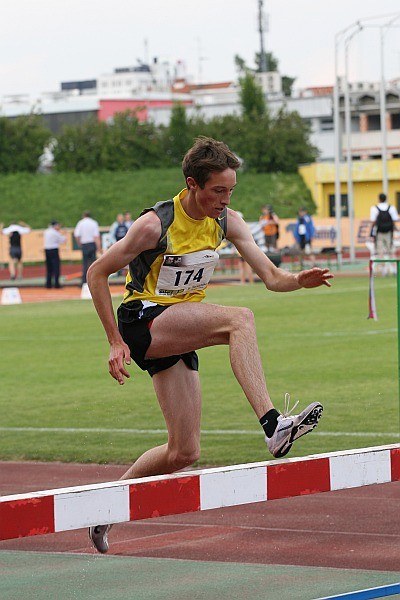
[1,60,400,220]
[337,78,400,160]
[299,159,400,217]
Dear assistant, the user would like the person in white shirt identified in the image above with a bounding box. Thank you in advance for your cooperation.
[44,221,66,288]
[74,211,101,284]
[370,193,399,275]
[1,220,31,280]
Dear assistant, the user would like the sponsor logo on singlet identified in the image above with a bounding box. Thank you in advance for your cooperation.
[155,250,219,296]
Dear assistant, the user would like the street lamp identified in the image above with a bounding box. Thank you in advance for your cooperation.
[334,22,362,267]
[352,15,400,196]
[334,13,400,265]
[378,15,400,195]
[344,26,363,265]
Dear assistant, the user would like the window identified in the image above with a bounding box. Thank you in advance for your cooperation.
[386,94,399,104]
[329,194,348,217]
[351,116,360,132]
[392,113,400,130]
[358,95,375,106]
[367,114,380,131]
[320,118,334,131]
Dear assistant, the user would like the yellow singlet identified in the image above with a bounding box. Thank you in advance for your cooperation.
[122,189,227,306]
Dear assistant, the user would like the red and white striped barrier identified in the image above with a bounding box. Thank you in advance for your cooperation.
[1,444,399,541]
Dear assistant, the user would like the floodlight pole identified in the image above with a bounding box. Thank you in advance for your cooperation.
[334,24,360,268]
[380,27,389,196]
[378,15,400,196]
[344,26,362,265]
[333,33,343,268]
[258,0,267,72]
[334,13,400,265]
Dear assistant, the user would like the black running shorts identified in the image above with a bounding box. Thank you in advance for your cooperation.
[10,247,22,260]
[117,301,199,377]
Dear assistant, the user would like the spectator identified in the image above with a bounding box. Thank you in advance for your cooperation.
[109,213,129,276]
[370,193,399,276]
[294,207,315,264]
[44,220,66,288]
[259,205,279,251]
[124,211,134,229]
[236,211,254,284]
[109,214,129,246]
[1,220,31,280]
[74,211,101,284]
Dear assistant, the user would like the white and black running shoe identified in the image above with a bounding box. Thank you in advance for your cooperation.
[89,524,111,554]
[266,393,323,458]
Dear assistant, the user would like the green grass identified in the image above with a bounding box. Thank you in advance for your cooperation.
[0,275,398,466]
[0,170,314,228]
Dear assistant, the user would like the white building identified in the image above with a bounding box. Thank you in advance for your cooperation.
[1,59,399,164]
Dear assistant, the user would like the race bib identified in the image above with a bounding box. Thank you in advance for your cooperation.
[298,224,306,235]
[155,250,219,296]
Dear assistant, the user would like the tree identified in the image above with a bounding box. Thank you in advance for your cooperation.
[53,118,108,172]
[0,115,51,173]
[237,114,273,172]
[268,108,319,172]
[54,111,163,172]
[235,51,296,98]
[162,103,193,166]
[282,76,296,98]
[239,71,266,120]
[255,52,278,73]
[104,111,163,170]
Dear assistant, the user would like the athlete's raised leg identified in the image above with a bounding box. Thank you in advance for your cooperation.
[146,301,273,419]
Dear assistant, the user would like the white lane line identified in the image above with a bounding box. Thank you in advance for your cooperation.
[0,427,398,437]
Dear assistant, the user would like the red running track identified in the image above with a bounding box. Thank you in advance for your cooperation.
[0,450,399,572]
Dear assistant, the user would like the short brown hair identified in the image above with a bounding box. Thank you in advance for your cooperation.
[182,136,241,189]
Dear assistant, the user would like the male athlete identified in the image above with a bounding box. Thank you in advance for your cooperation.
[87,137,333,553]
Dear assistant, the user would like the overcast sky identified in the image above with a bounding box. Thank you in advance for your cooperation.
[1,0,400,99]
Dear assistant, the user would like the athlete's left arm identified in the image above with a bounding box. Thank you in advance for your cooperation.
[226,209,333,292]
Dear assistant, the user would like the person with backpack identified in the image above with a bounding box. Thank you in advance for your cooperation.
[370,193,399,275]
[1,220,31,280]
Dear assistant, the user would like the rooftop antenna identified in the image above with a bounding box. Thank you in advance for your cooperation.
[258,0,267,72]
[197,38,208,83]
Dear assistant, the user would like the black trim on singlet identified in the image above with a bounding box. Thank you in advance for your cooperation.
[125,199,227,296]
[125,200,174,295]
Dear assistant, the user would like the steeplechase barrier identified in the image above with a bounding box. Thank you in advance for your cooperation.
[1,443,399,542]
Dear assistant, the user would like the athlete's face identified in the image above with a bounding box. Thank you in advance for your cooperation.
[186,169,237,219]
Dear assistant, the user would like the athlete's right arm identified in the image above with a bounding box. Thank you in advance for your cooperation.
[87,211,161,384]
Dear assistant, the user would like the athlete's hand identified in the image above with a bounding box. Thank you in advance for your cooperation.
[297,267,333,288]
[108,341,131,385]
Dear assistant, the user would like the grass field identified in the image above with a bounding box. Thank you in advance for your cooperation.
[0,169,313,228]
[0,275,398,467]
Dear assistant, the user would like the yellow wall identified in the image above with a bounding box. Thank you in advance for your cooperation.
[299,159,400,218]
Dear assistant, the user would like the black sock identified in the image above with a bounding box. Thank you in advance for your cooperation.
[259,409,280,438]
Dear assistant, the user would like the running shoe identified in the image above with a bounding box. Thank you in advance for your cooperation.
[266,393,323,458]
[89,524,111,554]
